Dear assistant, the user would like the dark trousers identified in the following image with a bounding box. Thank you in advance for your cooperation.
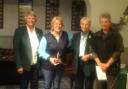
[75,65,94,89]
[96,75,119,89]
[42,67,64,89]
[20,65,39,89]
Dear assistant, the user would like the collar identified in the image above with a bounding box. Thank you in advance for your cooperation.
[26,25,36,33]
[81,31,88,36]
[81,31,92,37]
[50,31,63,38]
[96,29,114,38]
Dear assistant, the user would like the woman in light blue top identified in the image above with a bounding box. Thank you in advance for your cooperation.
[38,16,72,89]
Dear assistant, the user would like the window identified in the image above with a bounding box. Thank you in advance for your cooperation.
[71,0,86,31]
[45,0,59,30]
[0,0,3,29]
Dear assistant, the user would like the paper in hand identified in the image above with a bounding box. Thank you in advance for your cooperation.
[96,66,107,81]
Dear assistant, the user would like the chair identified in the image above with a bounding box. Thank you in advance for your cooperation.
[64,52,75,89]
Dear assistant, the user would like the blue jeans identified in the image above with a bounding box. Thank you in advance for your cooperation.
[42,67,64,89]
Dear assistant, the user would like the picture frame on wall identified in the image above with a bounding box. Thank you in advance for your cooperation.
[71,0,86,31]
[0,0,3,29]
[45,0,59,30]
[18,0,33,27]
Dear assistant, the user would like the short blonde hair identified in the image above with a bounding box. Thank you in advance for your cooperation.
[51,16,64,30]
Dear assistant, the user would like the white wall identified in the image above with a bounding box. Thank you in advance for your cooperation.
[0,36,13,48]
[0,0,128,65]
[0,0,128,47]
[85,0,128,31]
[33,0,72,32]
[59,0,72,31]
[0,0,18,36]
[0,0,72,36]
[84,0,128,63]
[120,24,128,48]
[85,0,128,47]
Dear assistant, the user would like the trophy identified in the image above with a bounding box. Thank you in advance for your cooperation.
[54,52,61,66]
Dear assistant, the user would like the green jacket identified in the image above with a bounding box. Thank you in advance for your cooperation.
[72,31,95,77]
[13,26,43,71]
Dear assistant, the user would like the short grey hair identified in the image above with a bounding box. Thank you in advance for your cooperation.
[80,16,91,24]
[99,13,111,22]
[24,10,37,19]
